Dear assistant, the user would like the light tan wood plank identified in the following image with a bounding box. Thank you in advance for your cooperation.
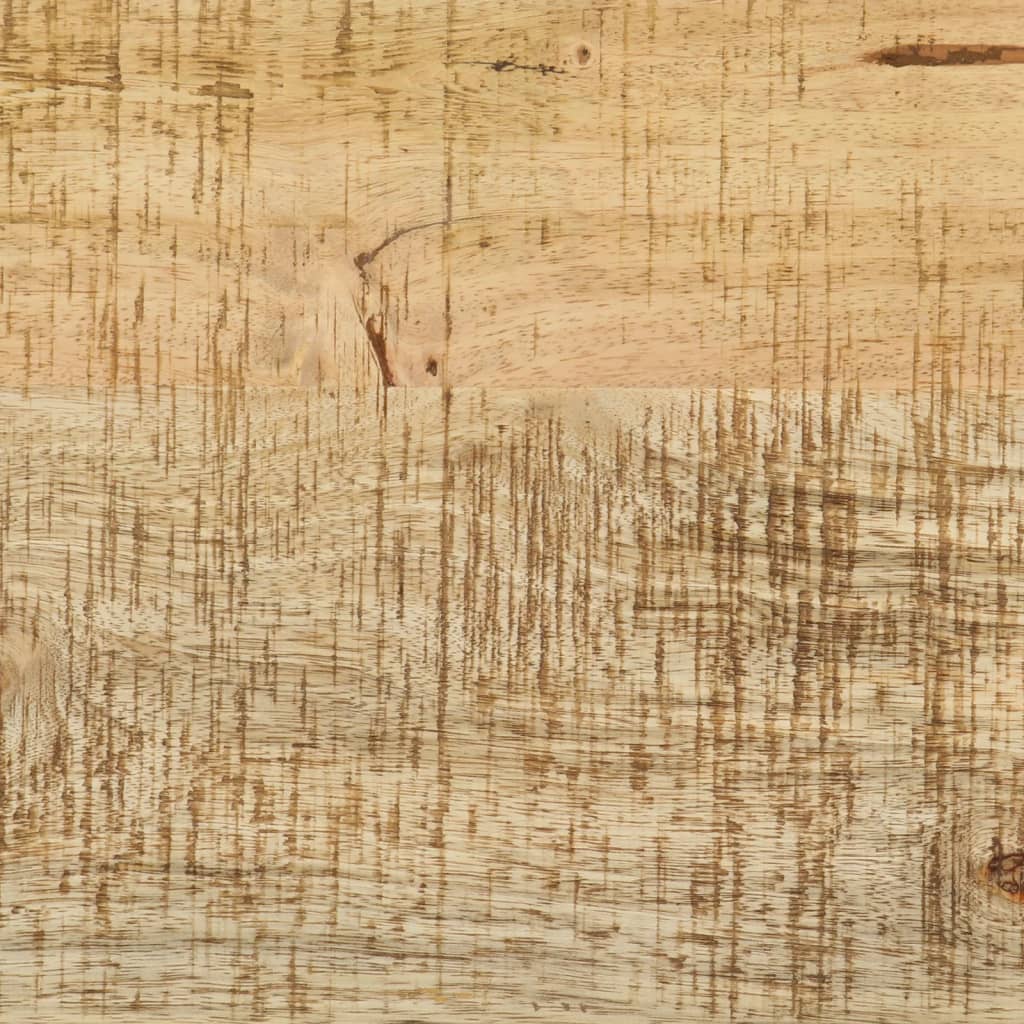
[1,380,1024,1020]
[5,2,1024,1021]
[7,1,1024,389]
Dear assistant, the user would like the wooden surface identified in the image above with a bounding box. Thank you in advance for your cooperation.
[5,1,1024,1021]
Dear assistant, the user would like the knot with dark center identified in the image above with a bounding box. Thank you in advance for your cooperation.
[984,837,1024,899]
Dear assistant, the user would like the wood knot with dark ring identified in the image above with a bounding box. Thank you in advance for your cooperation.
[984,838,1024,901]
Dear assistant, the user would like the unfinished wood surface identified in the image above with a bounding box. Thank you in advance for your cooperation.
[6,0,1024,389]
[5,1,1024,1023]
[3,379,1024,1023]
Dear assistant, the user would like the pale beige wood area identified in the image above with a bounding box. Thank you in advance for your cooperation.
[4,381,1024,1023]
[6,0,1024,390]
[5,1,1024,1023]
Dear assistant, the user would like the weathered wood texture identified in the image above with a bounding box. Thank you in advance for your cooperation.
[6,0,1024,389]
[4,381,1024,1022]
[5,1,1024,1022]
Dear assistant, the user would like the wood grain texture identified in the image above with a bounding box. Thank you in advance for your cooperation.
[4,1,1024,1022]
[7,0,1024,390]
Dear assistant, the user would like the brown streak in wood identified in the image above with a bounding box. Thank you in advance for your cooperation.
[866,43,1024,66]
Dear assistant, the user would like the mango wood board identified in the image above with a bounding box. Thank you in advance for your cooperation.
[4,1,1024,1022]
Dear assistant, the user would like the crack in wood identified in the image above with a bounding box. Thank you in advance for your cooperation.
[353,220,452,275]
[363,312,397,388]
[449,56,567,76]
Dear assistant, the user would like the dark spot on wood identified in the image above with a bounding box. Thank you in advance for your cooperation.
[865,44,1024,67]
[197,81,254,99]
[983,838,1024,901]
[425,358,438,377]
[576,44,592,66]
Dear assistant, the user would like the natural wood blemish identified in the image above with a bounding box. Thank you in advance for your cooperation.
[7,0,1024,1020]
[865,43,1024,66]
[363,314,397,387]
[196,81,255,99]
[984,839,1024,901]
[450,56,567,76]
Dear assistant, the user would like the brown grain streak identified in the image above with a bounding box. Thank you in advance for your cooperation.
[865,43,1024,66]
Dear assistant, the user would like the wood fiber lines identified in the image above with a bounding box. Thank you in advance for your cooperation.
[4,1,1024,1023]
[0,380,1023,1021]
[5,0,1024,388]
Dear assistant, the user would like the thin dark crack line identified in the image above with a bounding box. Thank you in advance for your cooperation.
[354,220,452,274]
[349,295,396,388]
[448,57,566,76]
